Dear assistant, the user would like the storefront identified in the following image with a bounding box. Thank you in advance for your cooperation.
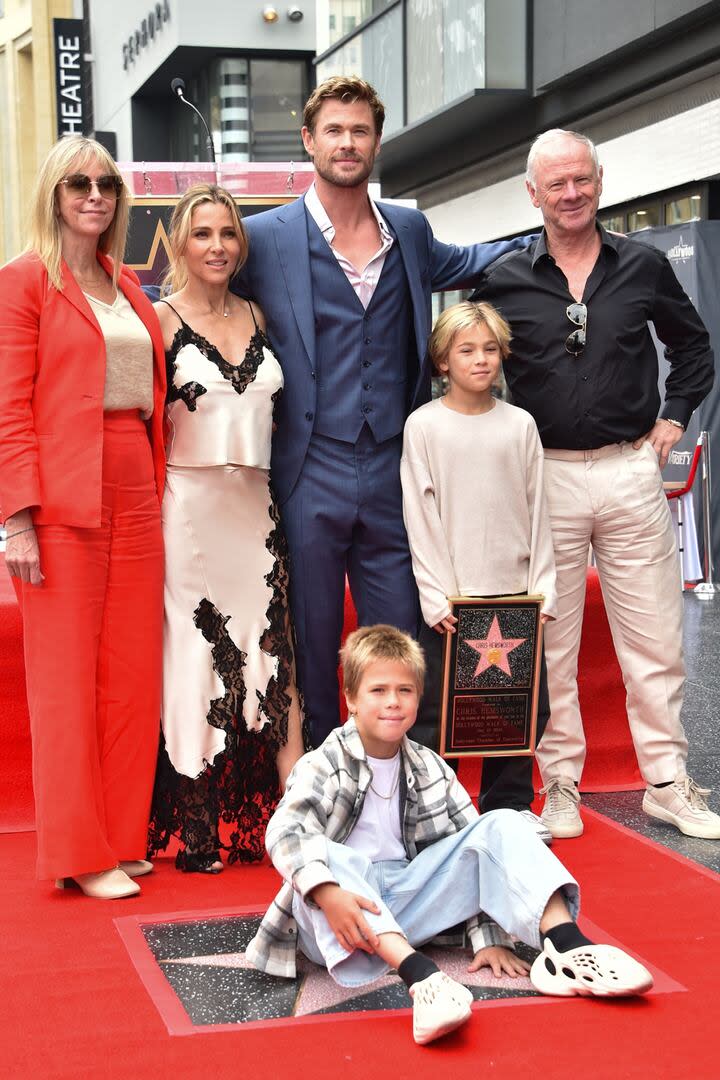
[88,0,316,162]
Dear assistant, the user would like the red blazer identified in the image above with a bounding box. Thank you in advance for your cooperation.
[0,251,166,526]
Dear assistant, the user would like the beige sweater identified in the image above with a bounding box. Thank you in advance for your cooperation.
[85,289,153,416]
[401,397,557,627]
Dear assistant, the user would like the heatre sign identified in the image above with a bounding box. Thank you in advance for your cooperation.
[53,19,86,137]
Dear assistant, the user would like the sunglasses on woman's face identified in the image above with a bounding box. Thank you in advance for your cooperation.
[58,174,124,198]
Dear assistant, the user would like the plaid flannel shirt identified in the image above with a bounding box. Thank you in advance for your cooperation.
[245,718,514,978]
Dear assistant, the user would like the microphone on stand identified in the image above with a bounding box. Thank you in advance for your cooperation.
[170,77,218,165]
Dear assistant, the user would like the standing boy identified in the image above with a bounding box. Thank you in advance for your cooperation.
[246,625,653,1046]
[400,302,555,839]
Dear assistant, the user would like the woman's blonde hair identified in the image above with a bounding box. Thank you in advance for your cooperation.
[27,135,129,291]
[340,625,426,698]
[429,301,512,373]
[162,184,248,294]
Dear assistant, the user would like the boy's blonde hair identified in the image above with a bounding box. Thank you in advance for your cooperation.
[340,625,425,698]
[27,135,129,291]
[162,183,248,293]
[429,300,512,373]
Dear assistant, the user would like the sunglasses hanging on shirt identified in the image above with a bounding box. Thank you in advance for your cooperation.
[565,302,588,357]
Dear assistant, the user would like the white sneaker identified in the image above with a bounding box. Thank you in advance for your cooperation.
[409,971,473,1045]
[642,776,720,839]
[530,939,653,998]
[519,809,553,845]
[540,777,583,838]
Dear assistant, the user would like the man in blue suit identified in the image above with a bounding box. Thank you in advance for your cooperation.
[234,76,529,745]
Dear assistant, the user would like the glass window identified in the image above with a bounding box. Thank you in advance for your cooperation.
[627,205,660,232]
[248,59,308,162]
[317,5,403,135]
[665,194,702,226]
[441,289,464,309]
[598,213,624,233]
[407,0,486,124]
[215,58,249,162]
[177,58,307,164]
[328,1,395,46]
[431,373,449,399]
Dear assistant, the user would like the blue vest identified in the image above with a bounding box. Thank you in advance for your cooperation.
[306,210,415,444]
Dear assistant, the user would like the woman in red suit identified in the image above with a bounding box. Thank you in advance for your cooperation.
[0,136,166,899]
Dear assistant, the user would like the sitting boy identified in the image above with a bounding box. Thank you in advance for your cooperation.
[246,625,652,1045]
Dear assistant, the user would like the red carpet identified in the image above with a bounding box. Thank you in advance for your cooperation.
[0,811,716,1078]
[572,570,643,792]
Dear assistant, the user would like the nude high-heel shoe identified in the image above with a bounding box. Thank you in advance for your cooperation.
[119,859,153,878]
[55,867,140,899]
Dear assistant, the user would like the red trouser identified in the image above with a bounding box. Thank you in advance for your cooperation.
[14,412,164,879]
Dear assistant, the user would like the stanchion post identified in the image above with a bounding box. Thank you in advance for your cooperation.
[694,430,716,598]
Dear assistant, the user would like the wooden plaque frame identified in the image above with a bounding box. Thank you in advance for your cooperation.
[439,595,544,759]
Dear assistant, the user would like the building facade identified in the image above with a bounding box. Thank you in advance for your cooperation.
[0,0,76,264]
[313,1,720,246]
[88,0,316,163]
[0,1,317,262]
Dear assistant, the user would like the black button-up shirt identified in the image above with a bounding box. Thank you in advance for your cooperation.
[472,225,714,449]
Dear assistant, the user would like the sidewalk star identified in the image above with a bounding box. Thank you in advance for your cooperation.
[465,614,527,677]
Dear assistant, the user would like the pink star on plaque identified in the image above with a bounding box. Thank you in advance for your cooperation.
[465,614,527,677]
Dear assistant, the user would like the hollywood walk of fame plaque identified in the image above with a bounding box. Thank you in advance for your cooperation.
[439,596,544,758]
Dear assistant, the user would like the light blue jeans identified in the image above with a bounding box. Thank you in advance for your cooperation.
[292,809,580,987]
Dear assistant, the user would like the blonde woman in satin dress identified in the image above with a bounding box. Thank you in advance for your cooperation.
[148,184,306,873]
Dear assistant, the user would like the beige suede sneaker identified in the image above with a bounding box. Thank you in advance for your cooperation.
[540,777,583,839]
[642,776,720,839]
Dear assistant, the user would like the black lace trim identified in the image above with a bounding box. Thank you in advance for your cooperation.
[255,490,297,751]
[167,377,207,411]
[147,726,281,864]
[165,324,273,409]
[193,599,248,733]
[147,496,310,865]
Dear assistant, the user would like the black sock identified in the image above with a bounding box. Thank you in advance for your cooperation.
[397,951,440,989]
[541,922,594,953]
[652,781,672,788]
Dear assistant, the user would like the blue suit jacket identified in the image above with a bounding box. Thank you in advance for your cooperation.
[233,195,528,503]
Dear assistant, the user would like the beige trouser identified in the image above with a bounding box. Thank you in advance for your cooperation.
[536,440,688,787]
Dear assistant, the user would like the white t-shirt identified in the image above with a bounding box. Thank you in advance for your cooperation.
[344,752,406,862]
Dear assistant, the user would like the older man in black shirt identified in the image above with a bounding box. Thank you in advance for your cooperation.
[474,128,718,840]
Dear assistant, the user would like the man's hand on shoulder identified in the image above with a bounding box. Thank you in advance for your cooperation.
[633,419,685,469]
[309,883,381,954]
